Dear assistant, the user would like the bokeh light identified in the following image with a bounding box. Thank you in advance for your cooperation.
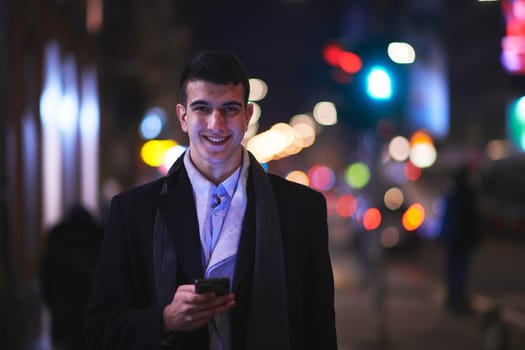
[366,66,392,100]
[139,107,167,140]
[140,139,177,167]
[249,102,261,125]
[246,122,302,162]
[388,135,410,161]
[408,130,436,168]
[486,139,508,160]
[335,194,357,218]
[247,128,287,163]
[286,170,309,186]
[308,164,336,192]
[162,144,187,170]
[290,113,318,133]
[387,42,416,64]
[384,187,404,210]
[381,226,400,248]
[344,162,370,189]
[363,208,382,230]
[509,96,525,150]
[410,130,433,146]
[248,78,268,101]
[404,160,422,181]
[323,42,344,66]
[402,203,425,231]
[291,120,316,148]
[245,120,259,140]
[275,125,302,158]
[338,51,363,73]
[409,142,437,168]
[313,101,338,126]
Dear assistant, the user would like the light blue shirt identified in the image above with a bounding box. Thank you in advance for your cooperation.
[183,149,250,350]
[183,151,246,270]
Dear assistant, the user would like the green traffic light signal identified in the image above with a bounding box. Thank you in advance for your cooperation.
[366,66,393,100]
[508,96,525,151]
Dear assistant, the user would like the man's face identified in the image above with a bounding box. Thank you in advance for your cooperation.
[176,80,253,177]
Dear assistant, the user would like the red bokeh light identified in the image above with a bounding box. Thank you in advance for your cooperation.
[338,51,362,74]
[363,208,382,231]
[323,43,343,67]
[335,194,357,218]
[404,160,422,181]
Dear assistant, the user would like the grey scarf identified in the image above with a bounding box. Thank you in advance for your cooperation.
[153,153,290,349]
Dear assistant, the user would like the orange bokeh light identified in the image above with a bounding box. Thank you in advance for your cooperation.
[402,203,425,231]
[410,130,433,146]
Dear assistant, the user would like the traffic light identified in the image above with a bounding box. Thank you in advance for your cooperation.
[365,65,393,100]
[508,96,525,151]
[322,38,412,130]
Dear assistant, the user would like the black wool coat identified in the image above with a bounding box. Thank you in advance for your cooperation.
[84,159,337,350]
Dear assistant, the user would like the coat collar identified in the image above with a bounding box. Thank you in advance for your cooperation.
[159,153,255,290]
[159,160,203,283]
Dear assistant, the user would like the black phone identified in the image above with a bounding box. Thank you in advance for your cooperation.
[194,277,230,296]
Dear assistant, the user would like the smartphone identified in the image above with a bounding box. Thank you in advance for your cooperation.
[194,277,230,296]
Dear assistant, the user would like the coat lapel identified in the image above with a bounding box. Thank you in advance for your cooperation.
[232,172,255,292]
[159,161,203,283]
[159,153,257,292]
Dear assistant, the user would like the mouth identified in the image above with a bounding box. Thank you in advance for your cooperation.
[204,135,230,145]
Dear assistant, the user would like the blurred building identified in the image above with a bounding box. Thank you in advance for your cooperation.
[2,0,101,292]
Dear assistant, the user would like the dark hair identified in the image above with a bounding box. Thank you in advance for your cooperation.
[179,50,250,105]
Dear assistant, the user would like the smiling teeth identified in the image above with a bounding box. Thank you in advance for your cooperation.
[208,137,226,143]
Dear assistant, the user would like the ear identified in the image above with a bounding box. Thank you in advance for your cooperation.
[244,103,254,131]
[176,104,188,132]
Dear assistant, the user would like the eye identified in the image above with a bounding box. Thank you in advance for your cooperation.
[223,106,241,114]
[193,105,211,113]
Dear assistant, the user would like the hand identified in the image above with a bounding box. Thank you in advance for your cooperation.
[162,284,235,332]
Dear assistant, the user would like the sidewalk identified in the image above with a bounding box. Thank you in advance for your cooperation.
[332,244,488,350]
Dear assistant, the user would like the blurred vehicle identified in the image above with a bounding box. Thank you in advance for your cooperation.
[478,154,525,241]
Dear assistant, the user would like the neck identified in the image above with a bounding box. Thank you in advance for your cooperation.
[189,149,243,185]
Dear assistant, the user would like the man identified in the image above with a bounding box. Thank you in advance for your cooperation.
[440,164,481,313]
[84,50,337,350]
[40,205,103,350]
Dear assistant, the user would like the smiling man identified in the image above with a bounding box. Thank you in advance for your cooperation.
[84,51,337,350]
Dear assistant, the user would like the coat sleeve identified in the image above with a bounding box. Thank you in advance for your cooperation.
[270,175,338,350]
[304,191,338,350]
[84,194,165,349]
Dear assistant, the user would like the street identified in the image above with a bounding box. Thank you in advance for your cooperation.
[331,235,525,350]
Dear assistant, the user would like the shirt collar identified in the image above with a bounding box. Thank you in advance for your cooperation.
[183,149,244,196]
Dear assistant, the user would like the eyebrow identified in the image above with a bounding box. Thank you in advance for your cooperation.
[189,100,243,108]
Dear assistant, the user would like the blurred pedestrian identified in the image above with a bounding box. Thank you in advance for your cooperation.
[84,50,337,350]
[439,164,481,313]
[39,205,103,350]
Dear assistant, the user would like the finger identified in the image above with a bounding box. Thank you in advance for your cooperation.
[180,298,236,331]
[192,298,236,321]
[176,284,196,293]
[191,293,235,311]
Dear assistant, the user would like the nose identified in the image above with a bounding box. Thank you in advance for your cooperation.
[208,109,227,130]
